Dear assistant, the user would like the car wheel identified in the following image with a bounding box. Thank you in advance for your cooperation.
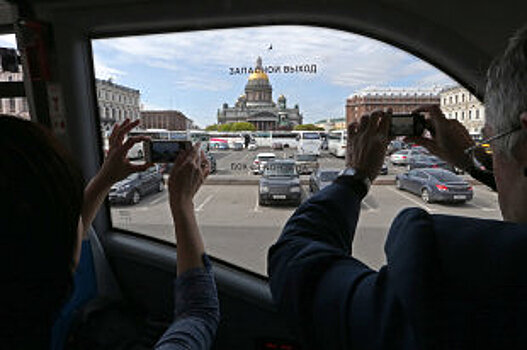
[158,181,164,192]
[132,190,141,204]
[395,179,402,190]
[258,198,266,206]
[421,189,431,203]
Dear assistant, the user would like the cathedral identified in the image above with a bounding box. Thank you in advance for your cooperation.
[217,57,303,130]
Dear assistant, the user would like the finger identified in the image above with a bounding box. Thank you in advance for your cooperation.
[378,113,391,139]
[358,115,370,133]
[116,119,140,146]
[120,136,148,155]
[108,121,123,147]
[369,110,383,133]
[348,122,359,135]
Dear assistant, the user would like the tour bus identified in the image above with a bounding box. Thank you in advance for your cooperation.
[294,130,323,155]
[253,131,298,148]
[207,131,245,149]
[0,0,513,348]
[328,130,347,158]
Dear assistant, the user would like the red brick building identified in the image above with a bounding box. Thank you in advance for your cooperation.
[346,87,441,125]
[140,110,191,130]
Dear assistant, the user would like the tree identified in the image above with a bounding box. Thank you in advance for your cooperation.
[205,124,219,131]
[294,124,324,131]
[216,122,256,132]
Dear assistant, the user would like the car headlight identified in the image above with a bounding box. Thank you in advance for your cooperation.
[290,186,301,193]
[260,185,269,193]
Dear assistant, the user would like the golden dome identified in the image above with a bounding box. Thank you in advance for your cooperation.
[248,70,269,81]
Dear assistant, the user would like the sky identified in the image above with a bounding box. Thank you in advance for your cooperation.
[1,26,455,128]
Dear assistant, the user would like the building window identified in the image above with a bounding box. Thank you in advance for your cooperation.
[462,94,465,102]
[476,110,480,119]
[455,95,458,104]
[449,96,453,104]
[468,110,472,119]
[455,111,458,119]
[9,99,16,113]
[461,111,465,120]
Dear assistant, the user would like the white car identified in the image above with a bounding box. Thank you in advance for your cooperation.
[248,143,258,151]
[390,150,410,165]
[252,152,276,174]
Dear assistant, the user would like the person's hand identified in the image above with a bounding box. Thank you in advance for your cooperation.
[346,110,391,181]
[168,143,210,209]
[405,105,474,170]
[98,119,153,186]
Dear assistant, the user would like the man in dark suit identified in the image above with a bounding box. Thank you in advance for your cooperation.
[268,26,527,349]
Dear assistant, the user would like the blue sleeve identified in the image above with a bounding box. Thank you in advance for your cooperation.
[267,183,424,349]
[155,255,220,350]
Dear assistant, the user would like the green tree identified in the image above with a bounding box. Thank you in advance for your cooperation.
[205,124,219,131]
[294,124,324,131]
[231,122,256,131]
[218,123,233,132]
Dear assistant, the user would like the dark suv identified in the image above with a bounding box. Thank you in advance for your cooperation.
[259,160,302,206]
[109,165,164,205]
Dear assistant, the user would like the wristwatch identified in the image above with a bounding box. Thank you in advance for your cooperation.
[335,167,371,198]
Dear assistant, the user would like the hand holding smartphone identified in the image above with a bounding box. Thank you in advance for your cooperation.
[144,140,192,163]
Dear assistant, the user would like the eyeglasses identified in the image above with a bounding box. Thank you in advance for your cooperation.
[464,125,522,156]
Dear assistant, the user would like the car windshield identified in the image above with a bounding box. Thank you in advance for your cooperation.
[429,171,461,182]
[296,154,317,161]
[258,156,275,162]
[320,171,340,182]
[303,133,320,140]
[264,163,296,176]
[127,173,139,181]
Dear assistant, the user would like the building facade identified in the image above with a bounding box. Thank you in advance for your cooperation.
[440,85,485,136]
[141,110,192,130]
[96,78,141,131]
[314,118,347,131]
[346,87,442,125]
[217,57,303,131]
[0,69,29,120]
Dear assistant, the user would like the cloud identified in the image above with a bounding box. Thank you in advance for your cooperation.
[93,56,126,80]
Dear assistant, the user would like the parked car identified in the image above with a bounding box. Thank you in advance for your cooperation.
[380,160,388,175]
[309,168,341,193]
[407,154,455,172]
[259,160,301,206]
[109,165,164,205]
[395,168,473,203]
[390,149,410,165]
[387,140,405,154]
[247,142,258,151]
[294,153,319,174]
[251,152,277,174]
[217,143,229,150]
[233,142,244,151]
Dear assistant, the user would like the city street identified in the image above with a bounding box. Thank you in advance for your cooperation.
[111,153,501,275]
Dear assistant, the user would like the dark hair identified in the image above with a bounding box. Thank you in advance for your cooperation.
[0,115,84,343]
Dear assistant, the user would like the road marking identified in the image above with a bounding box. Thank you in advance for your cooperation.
[253,192,262,212]
[195,195,214,212]
[465,202,498,212]
[361,198,378,212]
[150,193,168,205]
[388,187,437,212]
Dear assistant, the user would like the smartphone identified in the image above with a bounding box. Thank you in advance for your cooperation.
[144,140,192,163]
[389,113,426,137]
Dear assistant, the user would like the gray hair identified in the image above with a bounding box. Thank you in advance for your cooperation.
[485,25,527,158]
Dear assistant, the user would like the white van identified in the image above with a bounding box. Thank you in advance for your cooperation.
[328,130,347,158]
[295,131,322,156]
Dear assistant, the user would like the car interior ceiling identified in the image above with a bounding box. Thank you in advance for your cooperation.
[3,0,527,348]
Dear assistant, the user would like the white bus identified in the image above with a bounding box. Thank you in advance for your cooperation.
[294,131,322,155]
[208,132,245,149]
[328,130,347,157]
[270,131,298,148]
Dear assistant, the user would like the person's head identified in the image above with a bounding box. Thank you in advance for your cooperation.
[0,115,84,342]
[485,25,527,222]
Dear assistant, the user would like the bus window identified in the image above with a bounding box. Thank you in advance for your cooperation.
[92,25,499,276]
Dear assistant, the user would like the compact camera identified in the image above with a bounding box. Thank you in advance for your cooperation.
[144,140,192,163]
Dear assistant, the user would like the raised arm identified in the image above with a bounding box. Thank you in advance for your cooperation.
[82,119,151,235]
[155,144,219,350]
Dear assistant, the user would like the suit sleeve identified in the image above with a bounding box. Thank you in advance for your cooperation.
[268,184,432,349]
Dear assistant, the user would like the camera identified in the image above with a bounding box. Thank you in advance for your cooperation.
[144,140,192,163]
[389,113,426,137]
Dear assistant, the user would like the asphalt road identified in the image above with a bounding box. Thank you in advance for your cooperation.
[111,178,501,276]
